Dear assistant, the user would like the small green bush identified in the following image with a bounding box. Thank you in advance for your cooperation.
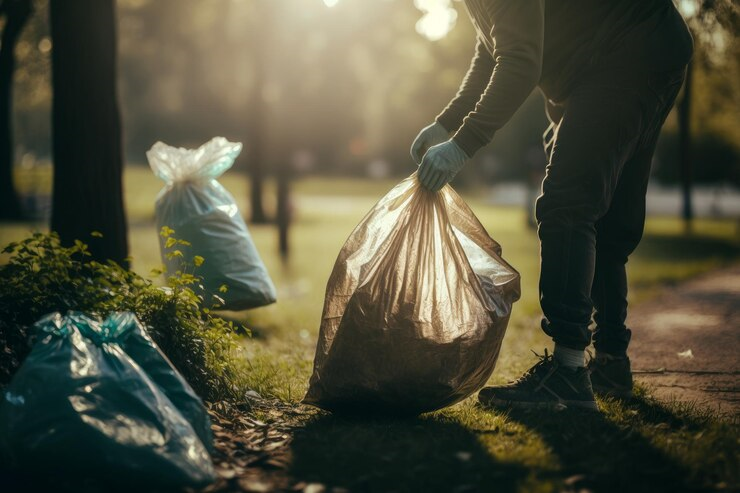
[0,230,249,402]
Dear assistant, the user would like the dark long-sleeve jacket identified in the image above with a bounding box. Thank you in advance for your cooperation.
[437,0,693,157]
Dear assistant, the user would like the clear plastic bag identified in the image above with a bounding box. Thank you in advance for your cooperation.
[304,174,520,415]
[147,137,276,310]
[0,312,215,488]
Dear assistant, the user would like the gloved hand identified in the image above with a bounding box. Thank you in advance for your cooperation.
[410,122,450,164]
[418,139,468,192]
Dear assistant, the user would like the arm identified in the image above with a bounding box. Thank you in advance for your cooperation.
[435,39,495,133]
[453,0,545,157]
[411,40,493,163]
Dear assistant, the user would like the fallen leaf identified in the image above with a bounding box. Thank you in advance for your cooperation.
[238,478,273,492]
[217,467,236,479]
[564,474,587,486]
[455,451,472,462]
[263,458,289,469]
[304,484,326,493]
[245,390,263,400]
[677,349,694,359]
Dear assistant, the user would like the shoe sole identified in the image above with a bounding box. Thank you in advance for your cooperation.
[480,396,599,412]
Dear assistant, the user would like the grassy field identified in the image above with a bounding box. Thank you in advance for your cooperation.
[2,166,739,492]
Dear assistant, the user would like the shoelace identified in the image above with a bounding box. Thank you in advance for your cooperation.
[513,349,555,385]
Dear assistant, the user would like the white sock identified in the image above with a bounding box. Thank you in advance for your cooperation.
[553,344,585,369]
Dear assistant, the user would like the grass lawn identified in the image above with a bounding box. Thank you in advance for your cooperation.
[2,166,739,492]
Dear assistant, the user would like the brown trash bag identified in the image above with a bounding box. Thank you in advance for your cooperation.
[304,174,520,415]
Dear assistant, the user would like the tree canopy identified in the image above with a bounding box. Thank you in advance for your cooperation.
[5,0,739,185]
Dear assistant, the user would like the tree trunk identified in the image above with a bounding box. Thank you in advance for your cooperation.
[0,0,32,221]
[49,0,128,265]
[248,54,269,224]
[678,60,693,233]
[276,158,289,261]
[247,0,270,224]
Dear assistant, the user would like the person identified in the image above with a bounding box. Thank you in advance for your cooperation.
[411,0,693,411]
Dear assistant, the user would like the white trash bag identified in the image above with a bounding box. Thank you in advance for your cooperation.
[147,137,276,310]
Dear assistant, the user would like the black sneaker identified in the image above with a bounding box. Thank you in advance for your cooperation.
[478,350,598,411]
[587,353,633,399]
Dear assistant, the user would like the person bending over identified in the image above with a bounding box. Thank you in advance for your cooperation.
[411,0,693,410]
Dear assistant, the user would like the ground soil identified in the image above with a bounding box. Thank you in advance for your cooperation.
[628,263,740,416]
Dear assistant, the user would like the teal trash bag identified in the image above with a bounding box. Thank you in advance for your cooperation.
[103,312,214,452]
[0,312,216,489]
[147,137,277,310]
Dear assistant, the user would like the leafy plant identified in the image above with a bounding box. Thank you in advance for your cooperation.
[0,230,249,402]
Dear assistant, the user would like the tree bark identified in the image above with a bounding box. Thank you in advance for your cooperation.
[276,158,289,260]
[49,0,128,265]
[248,49,269,224]
[0,0,32,221]
[678,60,693,233]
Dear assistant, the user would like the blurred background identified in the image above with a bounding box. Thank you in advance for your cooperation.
[0,0,738,367]
[0,5,738,489]
[5,0,739,202]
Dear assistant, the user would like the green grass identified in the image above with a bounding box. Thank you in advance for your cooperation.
[286,388,738,493]
[2,166,739,492]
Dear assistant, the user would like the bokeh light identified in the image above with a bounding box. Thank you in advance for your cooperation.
[414,0,458,41]
[679,0,698,18]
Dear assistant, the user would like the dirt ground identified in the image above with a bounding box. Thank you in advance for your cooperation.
[200,261,740,492]
[628,263,740,416]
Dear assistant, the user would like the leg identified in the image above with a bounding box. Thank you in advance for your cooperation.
[585,142,653,398]
[588,70,685,398]
[477,80,646,412]
[590,145,653,356]
[591,70,686,356]
[536,82,644,352]
[478,70,686,411]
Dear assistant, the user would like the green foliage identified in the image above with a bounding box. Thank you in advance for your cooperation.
[0,231,248,402]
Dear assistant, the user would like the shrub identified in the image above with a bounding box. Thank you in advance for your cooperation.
[0,230,249,403]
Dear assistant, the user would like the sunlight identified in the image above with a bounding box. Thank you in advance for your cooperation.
[678,0,698,18]
[322,0,340,8]
[414,0,457,41]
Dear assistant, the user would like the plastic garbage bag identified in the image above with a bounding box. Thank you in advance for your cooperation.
[0,312,216,488]
[304,174,520,415]
[108,312,213,450]
[147,137,277,310]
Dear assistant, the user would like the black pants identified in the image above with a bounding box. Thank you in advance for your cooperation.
[536,68,686,354]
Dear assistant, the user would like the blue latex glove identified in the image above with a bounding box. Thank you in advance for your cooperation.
[410,122,450,164]
[418,139,468,192]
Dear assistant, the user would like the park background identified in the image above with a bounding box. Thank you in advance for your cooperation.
[0,1,738,492]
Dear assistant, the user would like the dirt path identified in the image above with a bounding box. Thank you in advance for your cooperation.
[628,263,740,416]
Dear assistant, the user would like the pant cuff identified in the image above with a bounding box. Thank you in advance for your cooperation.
[541,318,591,351]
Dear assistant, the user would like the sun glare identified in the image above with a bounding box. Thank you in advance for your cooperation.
[678,0,698,18]
[414,0,457,41]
